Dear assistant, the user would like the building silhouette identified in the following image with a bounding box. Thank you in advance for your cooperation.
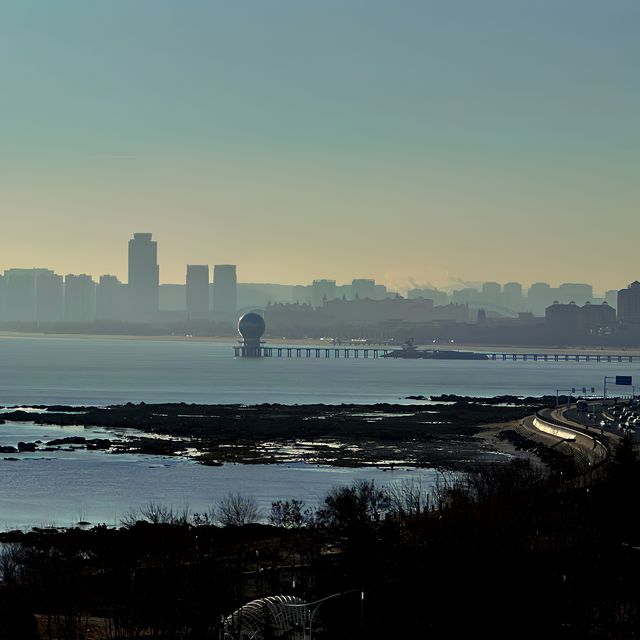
[605,289,618,309]
[312,279,337,308]
[452,287,480,305]
[186,265,210,317]
[159,284,186,311]
[2,269,38,321]
[96,275,125,321]
[128,233,159,321]
[64,275,96,323]
[407,288,449,306]
[502,282,523,311]
[36,270,64,323]
[580,301,615,333]
[558,283,593,304]
[0,269,65,323]
[213,264,237,323]
[481,282,502,307]
[1,269,62,322]
[527,282,553,315]
[618,281,640,325]
[351,278,376,300]
[545,300,615,336]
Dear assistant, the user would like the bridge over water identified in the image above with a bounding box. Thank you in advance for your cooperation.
[486,353,637,362]
[232,346,638,362]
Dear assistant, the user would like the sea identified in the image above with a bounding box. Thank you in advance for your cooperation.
[0,334,636,530]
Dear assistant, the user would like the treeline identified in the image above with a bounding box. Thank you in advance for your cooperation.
[2,439,640,639]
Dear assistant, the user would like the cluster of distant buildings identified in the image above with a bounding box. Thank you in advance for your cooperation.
[0,234,238,327]
[1,232,640,345]
[265,283,640,345]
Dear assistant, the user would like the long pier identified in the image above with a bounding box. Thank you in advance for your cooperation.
[486,353,637,363]
[233,346,393,358]
[232,346,638,362]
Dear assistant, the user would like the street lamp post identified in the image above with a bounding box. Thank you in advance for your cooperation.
[556,387,576,410]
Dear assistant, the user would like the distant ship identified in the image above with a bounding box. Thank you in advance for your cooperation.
[387,340,489,361]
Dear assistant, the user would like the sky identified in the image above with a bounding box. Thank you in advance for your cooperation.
[0,0,638,293]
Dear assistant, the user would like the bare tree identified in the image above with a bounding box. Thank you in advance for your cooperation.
[268,499,314,528]
[216,493,259,526]
[119,502,191,527]
[388,478,432,519]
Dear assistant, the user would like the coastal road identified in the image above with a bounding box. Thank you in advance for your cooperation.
[519,406,613,468]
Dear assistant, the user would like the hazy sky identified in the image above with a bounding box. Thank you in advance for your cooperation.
[1,0,638,292]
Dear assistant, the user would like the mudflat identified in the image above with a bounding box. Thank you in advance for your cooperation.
[1,400,545,469]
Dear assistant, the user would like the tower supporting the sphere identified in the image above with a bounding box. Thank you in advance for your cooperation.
[237,313,266,357]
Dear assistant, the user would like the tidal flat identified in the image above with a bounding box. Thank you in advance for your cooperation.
[0,398,547,469]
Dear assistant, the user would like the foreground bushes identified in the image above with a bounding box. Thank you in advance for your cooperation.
[2,445,640,639]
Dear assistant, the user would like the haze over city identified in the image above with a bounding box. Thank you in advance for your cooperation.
[2,1,639,291]
[4,3,640,640]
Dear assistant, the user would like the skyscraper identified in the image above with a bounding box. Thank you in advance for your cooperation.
[0,274,5,320]
[36,270,64,323]
[128,233,159,321]
[452,288,480,305]
[64,274,96,323]
[481,282,502,307]
[213,265,237,323]
[527,282,553,316]
[186,265,210,316]
[3,269,39,322]
[351,279,376,300]
[502,282,524,312]
[605,289,618,309]
[96,275,125,321]
[558,283,593,305]
[311,279,337,308]
[2,268,64,323]
[618,281,640,325]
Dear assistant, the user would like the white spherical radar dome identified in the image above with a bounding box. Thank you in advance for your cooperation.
[237,313,266,340]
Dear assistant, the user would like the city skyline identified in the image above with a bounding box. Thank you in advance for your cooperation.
[0,232,636,296]
[1,1,639,291]
[2,5,640,636]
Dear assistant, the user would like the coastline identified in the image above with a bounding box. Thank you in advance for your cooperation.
[2,401,545,470]
[1,330,640,353]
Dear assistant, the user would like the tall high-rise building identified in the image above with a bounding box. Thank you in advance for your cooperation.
[292,284,312,305]
[605,290,618,309]
[0,274,5,319]
[527,282,553,316]
[502,282,524,312]
[2,268,64,323]
[3,269,39,322]
[36,270,64,323]
[558,283,593,304]
[311,279,337,308]
[452,288,480,305]
[481,282,502,307]
[128,233,159,321]
[64,274,96,323]
[159,284,186,311]
[351,279,376,300]
[186,265,210,316]
[96,275,125,321]
[618,281,640,325]
[213,265,237,323]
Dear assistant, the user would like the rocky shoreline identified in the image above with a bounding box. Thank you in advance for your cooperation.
[0,398,553,469]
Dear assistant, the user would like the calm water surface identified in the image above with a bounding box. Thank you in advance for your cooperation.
[0,335,636,405]
[0,335,636,529]
[0,421,437,530]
